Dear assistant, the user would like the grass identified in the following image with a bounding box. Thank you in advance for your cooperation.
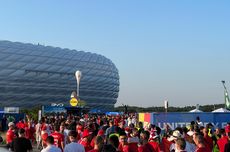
[0,131,6,145]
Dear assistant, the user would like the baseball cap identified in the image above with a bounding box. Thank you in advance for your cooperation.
[168,130,182,141]
[187,131,194,136]
[82,129,93,138]
[8,122,15,127]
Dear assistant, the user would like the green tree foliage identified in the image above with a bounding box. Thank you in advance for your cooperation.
[114,104,225,113]
[20,106,40,121]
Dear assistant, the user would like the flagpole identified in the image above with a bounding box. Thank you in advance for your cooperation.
[222,81,227,108]
[221,80,230,109]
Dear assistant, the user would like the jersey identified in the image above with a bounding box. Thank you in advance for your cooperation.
[51,132,64,149]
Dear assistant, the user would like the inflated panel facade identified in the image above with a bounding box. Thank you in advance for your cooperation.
[0,41,119,111]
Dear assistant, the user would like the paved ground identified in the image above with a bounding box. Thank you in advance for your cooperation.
[0,147,8,152]
[0,145,40,152]
[1,132,40,151]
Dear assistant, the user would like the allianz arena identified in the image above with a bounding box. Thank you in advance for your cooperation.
[0,41,119,111]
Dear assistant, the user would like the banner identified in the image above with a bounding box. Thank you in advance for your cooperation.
[139,112,230,130]
[0,113,25,123]
[43,105,66,114]
[138,113,152,128]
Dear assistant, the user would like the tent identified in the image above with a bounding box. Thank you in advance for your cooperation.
[105,112,123,116]
[212,108,230,112]
[189,109,203,112]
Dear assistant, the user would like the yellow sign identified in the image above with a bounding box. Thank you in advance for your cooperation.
[70,98,78,106]
[139,113,144,122]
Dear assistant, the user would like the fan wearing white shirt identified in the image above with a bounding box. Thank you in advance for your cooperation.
[64,130,85,152]
[41,136,61,152]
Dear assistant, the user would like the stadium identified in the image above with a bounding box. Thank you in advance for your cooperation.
[0,40,119,111]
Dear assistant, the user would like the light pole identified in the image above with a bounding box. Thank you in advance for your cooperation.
[222,80,226,87]
[75,70,82,97]
[164,100,168,113]
[221,80,230,109]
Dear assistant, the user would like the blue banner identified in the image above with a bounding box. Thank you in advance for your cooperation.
[105,112,123,116]
[0,113,25,123]
[43,105,66,114]
[150,112,230,130]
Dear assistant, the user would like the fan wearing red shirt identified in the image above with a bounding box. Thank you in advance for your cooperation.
[76,123,84,140]
[90,129,105,148]
[138,131,156,152]
[97,116,101,125]
[6,122,16,145]
[127,128,139,152]
[41,121,51,148]
[217,128,229,152]
[118,133,133,152]
[16,119,25,129]
[202,127,213,151]
[25,121,35,142]
[51,124,64,151]
[24,122,30,139]
[79,129,93,152]
[194,134,211,152]
[89,136,104,152]
[160,137,173,152]
[149,138,161,152]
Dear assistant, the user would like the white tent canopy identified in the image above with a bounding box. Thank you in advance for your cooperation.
[189,109,203,112]
[212,108,230,112]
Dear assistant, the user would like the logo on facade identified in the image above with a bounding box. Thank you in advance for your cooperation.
[70,98,78,106]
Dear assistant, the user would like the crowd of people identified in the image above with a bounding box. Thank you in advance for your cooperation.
[2,113,230,152]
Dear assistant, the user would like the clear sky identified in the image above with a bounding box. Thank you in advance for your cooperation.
[0,1,230,107]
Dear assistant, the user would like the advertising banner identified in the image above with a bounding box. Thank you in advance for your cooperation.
[0,113,25,123]
[43,105,66,114]
[138,113,152,128]
[139,112,230,130]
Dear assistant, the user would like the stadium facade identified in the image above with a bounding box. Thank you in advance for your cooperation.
[0,41,119,111]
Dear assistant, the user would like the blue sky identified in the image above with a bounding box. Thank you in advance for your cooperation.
[0,1,230,107]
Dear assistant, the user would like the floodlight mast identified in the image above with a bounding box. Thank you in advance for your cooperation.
[75,71,82,97]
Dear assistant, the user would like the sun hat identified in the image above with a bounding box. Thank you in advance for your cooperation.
[8,122,15,127]
[168,130,182,141]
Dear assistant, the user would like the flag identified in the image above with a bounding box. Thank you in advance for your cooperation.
[225,90,230,109]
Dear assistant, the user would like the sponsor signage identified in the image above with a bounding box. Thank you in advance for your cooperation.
[139,112,230,130]
[43,105,66,114]
[70,98,78,106]
[4,107,19,113]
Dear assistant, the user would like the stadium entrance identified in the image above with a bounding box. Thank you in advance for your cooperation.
[65,106,89,116]
[42,105,89,116]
